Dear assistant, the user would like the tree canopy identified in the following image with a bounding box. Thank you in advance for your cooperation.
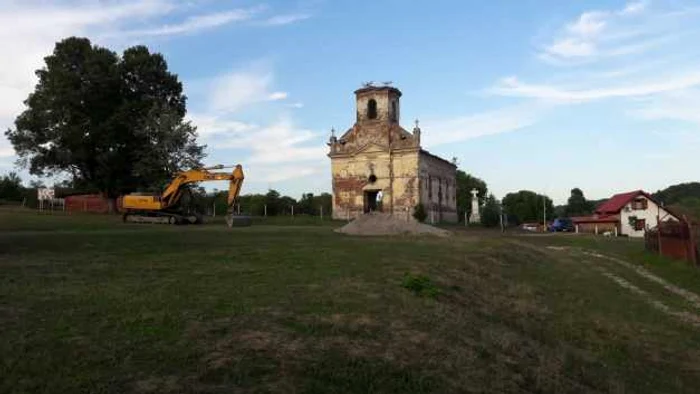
[564,188,595,217]
[455,170,487,221]
[502,190,554,224]
[653,182,700,205]
[5,37,204,198]
[0,172,23,201]
[481,194,501,227]
[653,182,700,221]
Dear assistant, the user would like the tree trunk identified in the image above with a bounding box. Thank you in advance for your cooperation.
[103,192,118,214]
[107,198,117,214]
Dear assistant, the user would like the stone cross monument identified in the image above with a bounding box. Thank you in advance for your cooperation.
[469,189,481,224]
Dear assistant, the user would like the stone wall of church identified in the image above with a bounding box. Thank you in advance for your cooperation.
[331,148,420,221]
[418,153,458,223]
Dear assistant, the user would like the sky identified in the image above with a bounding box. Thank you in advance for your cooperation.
[1,0,700,204]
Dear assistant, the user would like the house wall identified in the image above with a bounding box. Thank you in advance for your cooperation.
[418,153,458,223]
[619,196,678,237]
[331,148,420,220]
[576,222,617,234]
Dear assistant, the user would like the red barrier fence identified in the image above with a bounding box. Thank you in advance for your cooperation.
[645,217,699,266]
[64,194,122,214]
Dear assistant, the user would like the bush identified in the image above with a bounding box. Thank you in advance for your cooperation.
[413,204,427,222]
[401,273,439,298]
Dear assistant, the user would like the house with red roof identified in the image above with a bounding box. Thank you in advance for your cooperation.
[572,190,679,237]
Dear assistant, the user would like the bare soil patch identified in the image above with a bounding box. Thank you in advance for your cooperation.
[334,212,451,237]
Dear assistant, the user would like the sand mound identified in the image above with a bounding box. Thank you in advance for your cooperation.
[334,212,451,237]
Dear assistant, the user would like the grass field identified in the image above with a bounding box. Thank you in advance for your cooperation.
[2,209,700,393]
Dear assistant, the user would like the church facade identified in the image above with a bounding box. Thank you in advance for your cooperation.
[328,85,458,223]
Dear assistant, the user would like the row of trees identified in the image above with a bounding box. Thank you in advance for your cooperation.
[454,167,603,226]
[196,189,332,217]
[0,171,334,217]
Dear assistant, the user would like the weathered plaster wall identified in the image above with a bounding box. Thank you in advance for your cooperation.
[331,148,419,220]
[419,153,458,223]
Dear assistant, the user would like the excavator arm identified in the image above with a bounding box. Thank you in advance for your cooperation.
[160,164,245,212]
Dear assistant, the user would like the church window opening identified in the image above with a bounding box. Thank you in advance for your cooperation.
[391,101,397,121]
[367,99,378,119]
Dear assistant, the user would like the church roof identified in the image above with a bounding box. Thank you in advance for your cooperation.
[420,149,457,167]
[354,85,402,97]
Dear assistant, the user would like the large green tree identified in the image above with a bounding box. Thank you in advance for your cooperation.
[455,170,487,222]
[0,172,24,201]
[5,37,204,202]
[502,190,554,224]
[481,194,501,228]
[564,188,594,217]
[297,192,333,216]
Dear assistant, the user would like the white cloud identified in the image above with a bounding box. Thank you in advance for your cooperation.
[262,14,311,26]
[118,7,264,37]
[268,92,288,101]
[490,72,700,102]
[187,114,258,137]
[567,11,608,37]
[546,38,595,58]
[621,1,648,16]
[421,103,551,147]
[207,65,290,113]
[0,146,15,159]
[630,88,700,125]
[541,1,656,62]
[191,114,326,183]
[495,0,700,117]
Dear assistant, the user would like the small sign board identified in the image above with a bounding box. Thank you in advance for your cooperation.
[37,188,55,201]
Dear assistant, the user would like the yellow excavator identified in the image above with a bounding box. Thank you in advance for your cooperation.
[121,164,246,227]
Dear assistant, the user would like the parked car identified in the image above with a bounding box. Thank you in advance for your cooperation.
[521,223,540,232]
[549,218,574,232]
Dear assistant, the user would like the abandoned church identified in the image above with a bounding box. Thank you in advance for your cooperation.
[328,85,458,222]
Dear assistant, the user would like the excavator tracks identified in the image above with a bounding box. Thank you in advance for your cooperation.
[122,211,200,225]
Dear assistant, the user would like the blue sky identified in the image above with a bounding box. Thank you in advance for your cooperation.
[1,0,699,204]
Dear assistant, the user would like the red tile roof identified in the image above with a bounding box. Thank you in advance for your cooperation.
[595,190,653,214]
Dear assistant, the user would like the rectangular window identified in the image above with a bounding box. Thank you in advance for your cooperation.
[635,218,646,231]
[632,199,648,210]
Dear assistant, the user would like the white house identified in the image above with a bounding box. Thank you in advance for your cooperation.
[586,190,679,238]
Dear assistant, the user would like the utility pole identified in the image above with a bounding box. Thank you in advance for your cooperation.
[500,203,504,233]
[543,195,547,233]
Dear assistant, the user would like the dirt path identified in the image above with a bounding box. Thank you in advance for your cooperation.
[534,243,700,329]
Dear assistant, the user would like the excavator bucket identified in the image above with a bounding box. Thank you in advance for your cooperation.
[226,208,252,228]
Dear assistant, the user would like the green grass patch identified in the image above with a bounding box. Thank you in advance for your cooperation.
[2,211,700,393]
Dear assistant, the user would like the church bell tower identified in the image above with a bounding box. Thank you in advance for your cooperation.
[354,83,402,125]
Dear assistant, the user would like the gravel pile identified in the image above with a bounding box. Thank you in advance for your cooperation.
[334,212,451,237]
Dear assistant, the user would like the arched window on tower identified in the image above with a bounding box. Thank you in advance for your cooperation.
[391,101,397,122]
[367,99,377,119]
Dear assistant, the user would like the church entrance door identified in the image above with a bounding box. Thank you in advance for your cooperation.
[364,190,381,213]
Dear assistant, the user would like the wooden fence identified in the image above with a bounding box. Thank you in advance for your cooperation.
[645,217,699,266]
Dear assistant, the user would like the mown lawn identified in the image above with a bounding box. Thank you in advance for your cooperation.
[1,210,700,393]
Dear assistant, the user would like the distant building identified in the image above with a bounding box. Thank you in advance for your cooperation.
[327,85,457,222]
[572,190,679,237]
